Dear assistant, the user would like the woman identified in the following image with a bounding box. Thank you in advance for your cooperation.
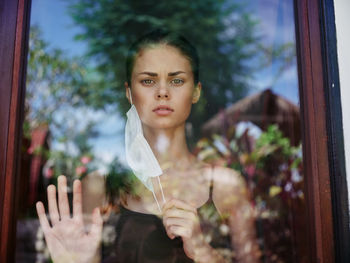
[36,30,260,263]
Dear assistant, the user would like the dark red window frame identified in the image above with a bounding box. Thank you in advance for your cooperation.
[0,0,348,262]
[0,0,31,262]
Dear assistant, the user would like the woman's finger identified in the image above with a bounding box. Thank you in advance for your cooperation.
[163,199,197,214]
[165,228,176,239]
[164,207,196,221]
[72,179,83,222]
[89,207,103,239]
[36,201,51,233]
[57,175,70,220]
[168,225,191,239]
[163,217,189,239]
[162,216,175,239]
[47,184,59,225]
[164,217,189,228]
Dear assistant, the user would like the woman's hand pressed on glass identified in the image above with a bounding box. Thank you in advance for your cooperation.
[36,175,103,263]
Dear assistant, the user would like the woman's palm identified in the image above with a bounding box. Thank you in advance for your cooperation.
[36,176,103,263]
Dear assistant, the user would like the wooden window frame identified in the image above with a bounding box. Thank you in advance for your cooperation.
[294,0,350,262]
[0,0,348,262]
[0,0,32,262]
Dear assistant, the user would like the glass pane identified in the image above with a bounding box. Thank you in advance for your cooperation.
[16,0,309,262]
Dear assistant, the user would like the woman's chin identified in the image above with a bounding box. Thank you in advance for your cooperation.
[144,121,185,131]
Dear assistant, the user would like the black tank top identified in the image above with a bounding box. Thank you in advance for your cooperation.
[108,205,194,263]
[102,178,229,262]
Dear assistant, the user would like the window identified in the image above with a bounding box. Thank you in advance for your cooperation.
[0,0,347,262]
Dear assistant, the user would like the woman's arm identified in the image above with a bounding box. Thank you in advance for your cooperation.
[212,167,261,263]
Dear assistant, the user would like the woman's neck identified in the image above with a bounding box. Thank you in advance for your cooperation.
[142,124,194,169]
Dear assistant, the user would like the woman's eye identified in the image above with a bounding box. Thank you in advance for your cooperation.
[170,79,184,86]
[141,79,155,86]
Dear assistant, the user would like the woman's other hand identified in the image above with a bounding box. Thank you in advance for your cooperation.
[162,199,211,261]
[36,175,103,263]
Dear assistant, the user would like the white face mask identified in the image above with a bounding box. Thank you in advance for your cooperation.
[125,88,166,211]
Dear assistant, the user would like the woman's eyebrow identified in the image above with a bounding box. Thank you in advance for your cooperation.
[168,71,186,76]
[137,71,158,76]
[137,71,186,77]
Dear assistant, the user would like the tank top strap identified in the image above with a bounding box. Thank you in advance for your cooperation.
[207,164,215,201]
[210,171,214,200]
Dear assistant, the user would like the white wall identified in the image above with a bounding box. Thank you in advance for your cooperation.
[334,0,350,209]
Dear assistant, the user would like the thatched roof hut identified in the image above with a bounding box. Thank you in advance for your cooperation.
[201,89,301,146]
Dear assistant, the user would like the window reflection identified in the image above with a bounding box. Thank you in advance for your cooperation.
[17,1,308,263]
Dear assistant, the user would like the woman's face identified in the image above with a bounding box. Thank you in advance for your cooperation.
[127,44,201,130]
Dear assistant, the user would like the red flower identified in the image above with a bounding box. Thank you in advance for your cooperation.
[75,166,87,176]
[45,168,54,179]
[244,164,256,178]
[80,156,91,164]
[27,146,34,154]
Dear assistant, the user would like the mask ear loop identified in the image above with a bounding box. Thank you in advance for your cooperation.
[152,190,162,212]
[151,177,166,213]
[157,176,166,205]
[152,176,165,213]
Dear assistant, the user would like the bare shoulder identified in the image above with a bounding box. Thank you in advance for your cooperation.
[211,166,250,214]
[212,166,246,188]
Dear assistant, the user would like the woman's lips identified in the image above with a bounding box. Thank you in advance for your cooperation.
[153,105,174,116]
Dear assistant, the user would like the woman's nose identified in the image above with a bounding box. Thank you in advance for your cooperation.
[156,83,170,100]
